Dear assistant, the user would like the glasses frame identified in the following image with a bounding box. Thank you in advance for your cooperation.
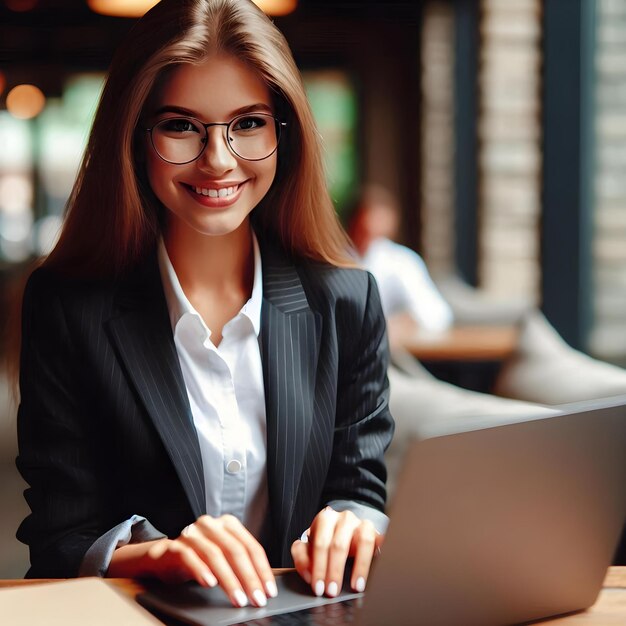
[145,112,287,165]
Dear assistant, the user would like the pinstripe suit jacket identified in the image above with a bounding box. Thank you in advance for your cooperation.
[16,239,394,577]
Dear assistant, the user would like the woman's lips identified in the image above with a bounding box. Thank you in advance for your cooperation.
[182,181,246,208]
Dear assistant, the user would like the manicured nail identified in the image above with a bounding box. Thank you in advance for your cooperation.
[327,581,338,597]
[302,570,311,584]
[233,589,248,608]
[355,576,366,593]
[265,580,278,598]
[252,589,267,607]
[202,571,217,587]
[314,580,325,597]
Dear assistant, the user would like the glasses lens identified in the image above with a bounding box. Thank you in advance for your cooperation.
[228,113,280,161]
[152,117,206,164]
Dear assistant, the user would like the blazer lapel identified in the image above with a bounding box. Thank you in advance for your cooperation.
[106,256,206,520]
[259,243,321,548]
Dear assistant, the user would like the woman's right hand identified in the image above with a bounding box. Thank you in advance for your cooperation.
[107,514,277,608]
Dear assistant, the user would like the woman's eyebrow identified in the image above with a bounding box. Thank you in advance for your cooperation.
[153,105,196,117]
[153,102,273,118]
[230,103,273,116]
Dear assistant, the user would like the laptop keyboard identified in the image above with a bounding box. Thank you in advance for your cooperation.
[234,598,359,625]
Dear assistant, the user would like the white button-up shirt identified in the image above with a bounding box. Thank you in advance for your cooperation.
[157,236,268,539]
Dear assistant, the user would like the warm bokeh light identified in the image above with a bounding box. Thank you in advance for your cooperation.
[252,0,297,16]
[87,0,296,17]
[5,0,38,11]
[0,72,6,97]
[87,0,160,18]
[6,84,46,120]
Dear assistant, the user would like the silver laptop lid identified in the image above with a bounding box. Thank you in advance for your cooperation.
[362,395,626,626]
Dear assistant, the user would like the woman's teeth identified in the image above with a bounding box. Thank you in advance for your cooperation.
[192,185,238,198]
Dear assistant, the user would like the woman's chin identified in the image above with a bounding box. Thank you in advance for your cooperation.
[167,213,251,241]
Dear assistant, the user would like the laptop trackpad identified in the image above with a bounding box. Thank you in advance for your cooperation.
[137,571,363,626]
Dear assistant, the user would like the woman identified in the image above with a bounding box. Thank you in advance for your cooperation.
[16,0,393,610]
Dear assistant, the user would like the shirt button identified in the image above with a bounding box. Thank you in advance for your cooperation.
[226,459,242,474]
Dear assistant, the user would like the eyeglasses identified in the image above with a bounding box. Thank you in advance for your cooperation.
[145,112,286,164]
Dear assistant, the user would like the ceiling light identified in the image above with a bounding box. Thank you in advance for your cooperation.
[6,84,46,120]
[87,0,296,19]
[87,0,160,18]
[252,0,297,16]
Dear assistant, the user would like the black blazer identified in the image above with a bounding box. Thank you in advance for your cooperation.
[16,241,394,577]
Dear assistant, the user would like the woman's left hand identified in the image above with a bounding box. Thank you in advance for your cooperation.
[290,506,383,598]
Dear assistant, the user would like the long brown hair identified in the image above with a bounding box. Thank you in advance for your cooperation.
[45,0,353,277]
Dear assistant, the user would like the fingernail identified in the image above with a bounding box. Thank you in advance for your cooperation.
[355,576,366,593]
[265,580,278,598]
[302,570,311,584]
[314,580,325,597]
[233,589,248,608]
[202,571,217,587]
[327,581,338,597]
[252,589,267,607]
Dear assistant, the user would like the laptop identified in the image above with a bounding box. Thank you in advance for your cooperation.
[138,394,626,625]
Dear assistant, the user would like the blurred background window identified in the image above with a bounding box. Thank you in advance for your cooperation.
[0,73,103,263]
[303,69,358,216]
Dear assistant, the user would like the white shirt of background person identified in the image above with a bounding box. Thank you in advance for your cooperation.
[363,237,454,332]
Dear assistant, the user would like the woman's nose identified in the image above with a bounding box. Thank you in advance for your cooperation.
[197,125,237,174]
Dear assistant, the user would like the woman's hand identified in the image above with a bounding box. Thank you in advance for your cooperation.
[108,514,277,608]
[290,506,383,598]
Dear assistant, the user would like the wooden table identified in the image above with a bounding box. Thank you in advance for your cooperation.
[3,568,626,624]
[402,325,519,362]
[387,320,520,392]
[545,567,626,624]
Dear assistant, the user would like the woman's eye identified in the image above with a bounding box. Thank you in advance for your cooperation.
[160,118,199,134]
[232,115,267,131]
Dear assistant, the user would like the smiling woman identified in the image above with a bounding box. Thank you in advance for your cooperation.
[14,0,393,613]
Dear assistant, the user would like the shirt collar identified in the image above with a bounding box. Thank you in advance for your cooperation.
[157,232,263,337]
[244,233,263,335]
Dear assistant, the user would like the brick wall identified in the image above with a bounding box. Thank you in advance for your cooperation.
[477,0,542,301]
[420,0,542,300]
[420,1,456,275]
[590,0,626,363]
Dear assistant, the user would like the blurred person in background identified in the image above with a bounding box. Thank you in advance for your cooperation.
[15,0,393,609]
[347,184,453,342]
